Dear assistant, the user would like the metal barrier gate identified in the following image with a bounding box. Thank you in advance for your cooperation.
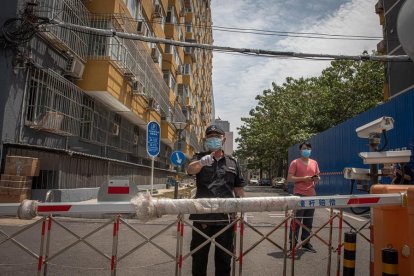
[0,193,405,275]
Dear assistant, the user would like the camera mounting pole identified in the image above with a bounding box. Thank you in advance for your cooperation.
[368,133,381,185]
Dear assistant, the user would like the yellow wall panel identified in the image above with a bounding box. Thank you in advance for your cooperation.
[148,110,161,124]
[161,121,175,142]
[77,61,109,91]
[84,0,116,13]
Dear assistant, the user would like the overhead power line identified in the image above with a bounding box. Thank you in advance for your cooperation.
[49,20,411,62]
[149,19,384,41]
[144,16,384,40]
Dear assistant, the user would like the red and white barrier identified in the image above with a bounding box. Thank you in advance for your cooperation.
[0,193,406,220]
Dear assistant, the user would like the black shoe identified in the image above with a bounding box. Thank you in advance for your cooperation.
[302,243,316,253]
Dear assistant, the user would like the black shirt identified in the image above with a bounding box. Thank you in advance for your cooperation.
[188,151,246,224]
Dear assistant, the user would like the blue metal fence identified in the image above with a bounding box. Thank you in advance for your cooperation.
[288,88,414,195]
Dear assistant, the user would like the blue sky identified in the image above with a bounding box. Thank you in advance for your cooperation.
[210,0,382,147]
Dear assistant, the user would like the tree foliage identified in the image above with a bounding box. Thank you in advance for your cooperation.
[235,57,384,178]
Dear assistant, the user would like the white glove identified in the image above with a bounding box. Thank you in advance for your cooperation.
[200,154,214,166]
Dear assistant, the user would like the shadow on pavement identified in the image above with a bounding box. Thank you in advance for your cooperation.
[267,249,305,260]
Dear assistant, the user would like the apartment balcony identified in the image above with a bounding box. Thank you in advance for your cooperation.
[185,11,194,22]
[162,54,177,73]
[165,23,180,41]
[83,14,171,123]
[35,0,90,61]
[190,129,202,152]
[182,74,194,91]
[161,121,175,147]
[184,47,196,62]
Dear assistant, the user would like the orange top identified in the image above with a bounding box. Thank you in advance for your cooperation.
[288,158,320,196]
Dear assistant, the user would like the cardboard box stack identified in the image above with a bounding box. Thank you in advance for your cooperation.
[0,156,40,203]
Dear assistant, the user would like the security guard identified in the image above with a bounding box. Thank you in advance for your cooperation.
[187,125,246,276]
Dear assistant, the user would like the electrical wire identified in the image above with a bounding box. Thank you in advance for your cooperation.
[47,19,411,62]
[144,17,385,41]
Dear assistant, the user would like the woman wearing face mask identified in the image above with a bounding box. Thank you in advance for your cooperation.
[186,125,246,276]
[287,142,320,254]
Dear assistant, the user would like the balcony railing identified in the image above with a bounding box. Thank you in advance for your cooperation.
[25,68,83,136]
[34,0,90,61]
[88,14,186,120]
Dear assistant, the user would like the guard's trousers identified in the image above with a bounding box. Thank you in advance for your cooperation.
[190,222,234,276]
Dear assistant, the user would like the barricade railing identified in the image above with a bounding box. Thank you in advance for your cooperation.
[0,193,406,275]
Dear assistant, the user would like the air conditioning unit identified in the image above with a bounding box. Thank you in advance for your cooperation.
[111,123,120,136]
[137,21,145,35]
[65,57,85,79]
[151,48,160,63]
[153,4,162,18]
[147,98,160,112]
[131,80,144,95]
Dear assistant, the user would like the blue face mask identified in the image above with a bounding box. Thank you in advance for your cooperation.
[205,137,222,151]
[301,149,311,158]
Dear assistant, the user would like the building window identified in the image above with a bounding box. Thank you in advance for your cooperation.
[124,0,142,20]
[163,70,177,93]
[183,64,191,75]
[166,6,177,24]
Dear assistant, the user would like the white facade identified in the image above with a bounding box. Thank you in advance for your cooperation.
[223,131,234,156]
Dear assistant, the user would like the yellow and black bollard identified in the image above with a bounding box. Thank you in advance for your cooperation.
[343,231,357,276]
[382,248,398,276]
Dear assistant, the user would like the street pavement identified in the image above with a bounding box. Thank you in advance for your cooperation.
[0,186,371,275]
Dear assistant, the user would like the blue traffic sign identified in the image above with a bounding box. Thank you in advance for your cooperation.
[170,151,186,166]
[146,121,160,157]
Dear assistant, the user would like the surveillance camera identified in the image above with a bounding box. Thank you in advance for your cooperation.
[343,167,383,181]
[359,150,411,165]
[343,167,371,180]
[355,116,394,138]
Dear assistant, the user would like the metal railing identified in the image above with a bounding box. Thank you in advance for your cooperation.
[34,0,90,61]
[0,193,406,275]
[25,68,83,136]
[88,14,184,121]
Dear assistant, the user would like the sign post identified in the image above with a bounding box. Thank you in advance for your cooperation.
[147,121,160,195]
[170,151,186,198]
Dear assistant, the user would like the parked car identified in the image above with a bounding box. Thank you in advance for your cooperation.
[249,178,259,185]
[258,178,272,186]
[272,177,286,188]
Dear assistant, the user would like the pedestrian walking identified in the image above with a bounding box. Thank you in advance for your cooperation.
[287,141,320,253]
[187,124,246,276]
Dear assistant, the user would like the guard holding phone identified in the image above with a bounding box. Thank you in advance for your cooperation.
[287,141,320,253]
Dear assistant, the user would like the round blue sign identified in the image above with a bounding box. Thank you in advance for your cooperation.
[170,151,186,166]
[146,121,160,157]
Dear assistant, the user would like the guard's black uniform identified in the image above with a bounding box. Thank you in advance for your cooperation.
[189,152,246,276]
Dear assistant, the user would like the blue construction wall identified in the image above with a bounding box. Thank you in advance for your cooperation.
[288,88,414,195]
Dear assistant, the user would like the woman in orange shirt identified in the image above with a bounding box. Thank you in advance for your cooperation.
[287,142,320,253]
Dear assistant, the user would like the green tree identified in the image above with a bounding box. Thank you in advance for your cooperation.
[235,57,384,179]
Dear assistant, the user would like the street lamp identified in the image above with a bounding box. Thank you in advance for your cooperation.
[172,121,188,199]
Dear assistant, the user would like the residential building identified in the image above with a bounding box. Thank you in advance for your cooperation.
[0,0,214,197]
